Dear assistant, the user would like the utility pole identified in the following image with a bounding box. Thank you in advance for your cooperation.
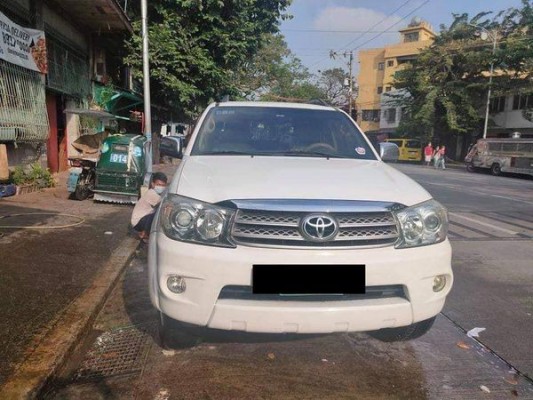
[141,0,152,179]
[330,50,355,118]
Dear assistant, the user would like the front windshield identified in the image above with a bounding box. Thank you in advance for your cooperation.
[191,106,377,160]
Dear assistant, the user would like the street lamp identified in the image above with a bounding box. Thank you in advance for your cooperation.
[469,23,497,139]
[141,0,153,180]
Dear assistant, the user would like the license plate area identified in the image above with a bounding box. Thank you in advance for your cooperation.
[110,153,128,163]
[252,265,365,295]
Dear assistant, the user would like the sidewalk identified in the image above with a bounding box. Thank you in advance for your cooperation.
[0,163,176,398]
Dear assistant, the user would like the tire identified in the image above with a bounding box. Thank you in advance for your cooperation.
[490,163,501,176]
[157,312,200,349]
[466,163,476,173]
[368,316,436,342]
[73,183,91,200]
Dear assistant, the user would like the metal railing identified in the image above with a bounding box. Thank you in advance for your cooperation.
[0,60,49,142]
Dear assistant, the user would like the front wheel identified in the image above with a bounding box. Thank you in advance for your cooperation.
[368,316,436,342]
[466,163,476,172]
[490,163,502,176]
[73,183,91,200]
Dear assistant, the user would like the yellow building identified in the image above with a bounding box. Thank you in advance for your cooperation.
[355,18,436,135]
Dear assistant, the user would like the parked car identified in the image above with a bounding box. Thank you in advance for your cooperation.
[386,138,422,162]
[149,102,452,342]
[465,138,533,177]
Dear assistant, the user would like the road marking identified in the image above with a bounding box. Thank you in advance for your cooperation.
[423,182,533,205]
[449,213,519,235]
[423,182,461,188]
[488,194,533,205]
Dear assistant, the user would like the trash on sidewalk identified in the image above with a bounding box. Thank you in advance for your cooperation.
[456,341,470,349]
[0,184,16,198]
[479,385,491,393]
[104,231,113,235]
[467,327,486,338]
[162,349,176,357]
[267,352,275,360]
[154,388,170,400]
[321,358,328,362]
[505,376,519,385]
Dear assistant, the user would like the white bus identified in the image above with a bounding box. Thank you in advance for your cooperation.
[465,138,533,177]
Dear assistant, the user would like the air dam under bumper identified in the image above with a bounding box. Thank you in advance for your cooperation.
[149,233,453,334]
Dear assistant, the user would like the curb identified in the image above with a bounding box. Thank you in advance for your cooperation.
[0,236,140,399]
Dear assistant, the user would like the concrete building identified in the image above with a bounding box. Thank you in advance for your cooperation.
[355,18,436,137]
[0,0,141,176]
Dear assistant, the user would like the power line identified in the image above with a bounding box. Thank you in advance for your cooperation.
[283,29,399,34]
[341,0,413,51]
[308,0,413,69]
[349,0,431,52]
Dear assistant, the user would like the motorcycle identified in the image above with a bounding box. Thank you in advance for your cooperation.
[67,156,97,200]
[66,130,110,201]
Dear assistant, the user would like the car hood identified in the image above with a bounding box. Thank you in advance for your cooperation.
[172,156,432,206]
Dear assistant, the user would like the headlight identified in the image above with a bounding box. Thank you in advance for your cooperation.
[394,199,448,248]
[161,194,236,247]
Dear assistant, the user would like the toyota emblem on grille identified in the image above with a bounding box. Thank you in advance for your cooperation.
[300,214,339,242]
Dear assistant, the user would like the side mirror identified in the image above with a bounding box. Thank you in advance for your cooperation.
[379,142,399,162]
[160,137,183,159]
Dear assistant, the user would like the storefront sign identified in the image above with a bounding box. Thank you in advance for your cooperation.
[0,12,47,74]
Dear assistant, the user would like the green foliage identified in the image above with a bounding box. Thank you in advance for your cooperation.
[394,0,533,139]
[10,163,55,188]
[125,0,292,117]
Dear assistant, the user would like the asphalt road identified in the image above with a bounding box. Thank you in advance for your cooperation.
[43,163,533,400]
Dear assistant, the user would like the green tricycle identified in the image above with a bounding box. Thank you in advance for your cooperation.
[93,134,147,204]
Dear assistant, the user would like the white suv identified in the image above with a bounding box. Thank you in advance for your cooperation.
[148,102,453,341]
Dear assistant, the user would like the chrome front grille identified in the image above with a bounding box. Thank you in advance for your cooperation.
[231,209,399,248]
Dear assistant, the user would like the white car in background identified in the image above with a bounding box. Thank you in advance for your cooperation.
[149,101,452,342]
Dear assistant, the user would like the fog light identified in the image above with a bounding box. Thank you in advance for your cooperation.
[433,275,447,292]
[167,275,186,294]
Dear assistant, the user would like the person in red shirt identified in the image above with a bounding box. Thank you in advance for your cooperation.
[424,142,433,166]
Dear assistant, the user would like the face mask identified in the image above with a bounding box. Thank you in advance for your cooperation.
[154,185,166,195]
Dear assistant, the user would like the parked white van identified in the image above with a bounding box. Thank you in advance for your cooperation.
[148,102,453,342]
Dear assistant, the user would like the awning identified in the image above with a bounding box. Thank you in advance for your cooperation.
[106,91,143,114]
[64,108,116,119]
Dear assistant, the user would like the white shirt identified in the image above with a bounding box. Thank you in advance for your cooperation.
[131,188,161,226]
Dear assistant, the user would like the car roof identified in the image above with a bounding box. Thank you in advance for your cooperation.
[214,101,338,112]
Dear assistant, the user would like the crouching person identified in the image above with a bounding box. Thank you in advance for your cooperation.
[131,172,168,241]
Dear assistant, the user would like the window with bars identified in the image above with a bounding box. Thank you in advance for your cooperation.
[384,108,396,123]
[46,39,90,98]
[0,60,49,142]
[362,110,381,122]
[512,93,532,110]
[489,96,506,113]
[404,32,419,42]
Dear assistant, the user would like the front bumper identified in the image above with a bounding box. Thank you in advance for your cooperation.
[149,232,453,334]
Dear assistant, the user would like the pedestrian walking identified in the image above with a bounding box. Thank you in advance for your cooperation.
[424,142,433,166]
[433,146,440,168]
[131,172,168,242]
[436,146,446,169]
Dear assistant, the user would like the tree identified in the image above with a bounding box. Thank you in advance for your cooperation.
[318,68,350,107]
[394,0,533,139]
[125,0,292,118]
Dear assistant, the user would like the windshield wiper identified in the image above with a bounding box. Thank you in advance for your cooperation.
[277,150,347,159]
[201,150,256,156]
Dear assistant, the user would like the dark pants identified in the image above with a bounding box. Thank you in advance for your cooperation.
[133,213,155,233]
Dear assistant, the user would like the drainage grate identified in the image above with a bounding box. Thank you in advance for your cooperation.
[74,325,153,380]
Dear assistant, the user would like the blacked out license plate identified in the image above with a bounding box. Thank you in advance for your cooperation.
[252,265,365,295]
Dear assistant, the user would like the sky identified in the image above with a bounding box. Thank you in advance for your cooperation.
[279,0,525,76]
